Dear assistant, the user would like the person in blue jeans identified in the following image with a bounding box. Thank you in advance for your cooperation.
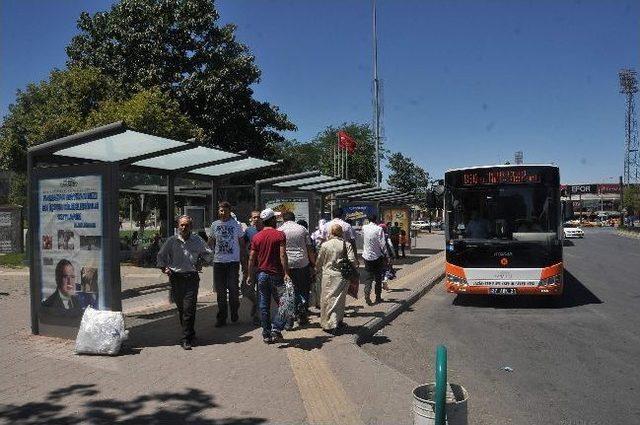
[247,208,291,344]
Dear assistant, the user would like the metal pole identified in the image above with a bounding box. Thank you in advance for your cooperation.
[27,152,38,334]
[166,174,175,238]
[435,345,448,425]
[373,0,381,187]
[346,147,349,179]
[333,136,340,177]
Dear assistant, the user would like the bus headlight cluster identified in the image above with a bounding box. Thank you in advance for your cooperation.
[447,273,468,286]
[538,274,561,287]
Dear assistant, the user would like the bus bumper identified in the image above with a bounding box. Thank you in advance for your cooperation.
[445,262,564,296]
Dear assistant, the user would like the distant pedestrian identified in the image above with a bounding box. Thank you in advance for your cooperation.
[247,208,290,344]
[209,201,246,327]
[311,218,327,250]
[389,222,401,258]
[362,214,389,305]
[321,208,359,264]
[243,210,264,325]
[157,215,212,350]
[279,211,316,328]
[399,229,407,258]
[316,224,356,333]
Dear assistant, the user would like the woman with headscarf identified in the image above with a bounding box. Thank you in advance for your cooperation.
[315,223,356,333]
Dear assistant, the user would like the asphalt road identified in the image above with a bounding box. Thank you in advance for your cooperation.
[362,228,640,425]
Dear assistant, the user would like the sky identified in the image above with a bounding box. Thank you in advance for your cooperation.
[1,0,639,184]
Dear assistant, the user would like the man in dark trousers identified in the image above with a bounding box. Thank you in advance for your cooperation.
[157,215,212,350]
[247,208,290,344]
[208,201,246,327]
[362,214,389,305]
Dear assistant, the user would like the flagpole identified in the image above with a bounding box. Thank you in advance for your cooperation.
[333,136,340,177]
[373,0,381,187]
[346,146,349,179]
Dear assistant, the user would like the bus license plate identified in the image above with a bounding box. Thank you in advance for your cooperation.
[489,288,517,295]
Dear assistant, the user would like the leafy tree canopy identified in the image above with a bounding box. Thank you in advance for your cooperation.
[66,0,295,157]
[0,66,196,174]
[386,152,429,201]
[622,185,640,215]
[280,123,380,184]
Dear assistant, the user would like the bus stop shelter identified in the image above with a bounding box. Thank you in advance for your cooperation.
[27,122,277,338]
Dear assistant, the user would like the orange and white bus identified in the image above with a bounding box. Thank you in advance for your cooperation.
[444,165,563,296]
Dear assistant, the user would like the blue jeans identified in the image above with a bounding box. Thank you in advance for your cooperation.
[257,272,286,338]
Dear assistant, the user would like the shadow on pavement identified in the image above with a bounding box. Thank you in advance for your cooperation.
[562,239,575,246]
[386,287,410,293]
[0,384,266,424]
[452,270,602,309]
[390,256,425,265]
[277,334,334,351]
[407,248,443,256]
[126,305,254,349]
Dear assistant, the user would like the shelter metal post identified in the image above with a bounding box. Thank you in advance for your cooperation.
[106,162,122,311]
[27,152,38,334]
[211,179,219,224]
[255,181,261,211]
[166,174,175,238]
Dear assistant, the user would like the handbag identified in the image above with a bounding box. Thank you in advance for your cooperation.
[337,240,357,279]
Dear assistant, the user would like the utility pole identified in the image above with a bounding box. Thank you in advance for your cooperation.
[619,69,639,185]
[373,0,381,187]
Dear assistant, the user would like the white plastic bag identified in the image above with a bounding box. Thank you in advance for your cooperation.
[75,307,129,355]
[277,277,296,322]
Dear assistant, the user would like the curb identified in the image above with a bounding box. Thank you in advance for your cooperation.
[353,259,445,346]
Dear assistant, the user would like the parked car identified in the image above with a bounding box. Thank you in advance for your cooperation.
[411,221,430,230]
[563,222,584,238]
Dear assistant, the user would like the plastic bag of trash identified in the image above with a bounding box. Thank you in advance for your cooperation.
[75,307,129,355]
[277,277,296,322]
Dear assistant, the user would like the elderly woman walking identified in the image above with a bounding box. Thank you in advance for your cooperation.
[316,223,356,333]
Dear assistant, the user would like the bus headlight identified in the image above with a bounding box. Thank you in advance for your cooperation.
[446,273,468,286]
[538,274,561,287]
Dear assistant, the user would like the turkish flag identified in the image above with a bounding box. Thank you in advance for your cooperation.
[338,131,356,154]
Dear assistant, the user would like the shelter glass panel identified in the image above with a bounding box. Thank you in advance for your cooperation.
[133,146,237,170]
[56,130,185,162]
[194,158,274,176]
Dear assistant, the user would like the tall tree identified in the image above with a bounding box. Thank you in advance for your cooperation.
[0,66,196,207]
[386,152,429,201]
[282,123,380,184]
[66,0,295,157]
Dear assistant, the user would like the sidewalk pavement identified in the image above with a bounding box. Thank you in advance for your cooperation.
[0,232,444,424]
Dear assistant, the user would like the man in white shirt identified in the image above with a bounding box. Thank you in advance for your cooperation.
[321,208,358,262]
[208,201,246,327]
[361,214,388,305]
[279,211,316,328]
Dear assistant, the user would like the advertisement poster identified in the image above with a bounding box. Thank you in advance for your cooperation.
[382,207,411,243]
[265,197,310,224]
[343,204,377,227]
[38,176,103,325]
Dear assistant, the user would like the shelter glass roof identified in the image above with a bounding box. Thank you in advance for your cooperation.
[133,146,237,170]
[194,158,273,177]
[274,175,335,188]
[317,183,369,193]
[56,130,185,162]
[300,179,353,190]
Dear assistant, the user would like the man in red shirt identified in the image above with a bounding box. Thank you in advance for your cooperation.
[247,208,290,344]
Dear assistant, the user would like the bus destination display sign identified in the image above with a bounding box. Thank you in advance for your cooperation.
[463,169,541,186]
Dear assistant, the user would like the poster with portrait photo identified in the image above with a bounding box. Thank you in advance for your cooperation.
[38,175,103,326]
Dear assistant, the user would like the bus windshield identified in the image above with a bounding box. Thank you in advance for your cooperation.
[447,185,559,242]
